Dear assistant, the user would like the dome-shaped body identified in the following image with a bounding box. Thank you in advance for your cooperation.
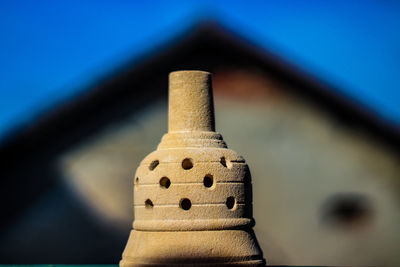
[120,71,265,266]
[135,136,252,231]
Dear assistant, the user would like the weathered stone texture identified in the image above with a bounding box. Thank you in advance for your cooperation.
[120,71,265,266]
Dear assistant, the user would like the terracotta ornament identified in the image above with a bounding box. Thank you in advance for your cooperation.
[120,70,266,266]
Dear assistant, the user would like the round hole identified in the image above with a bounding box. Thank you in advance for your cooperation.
[220,157,227,167]
[220,157,232,168]
[226,196,236,210]
[149,160,159,171]
[145,199,154,209]
[180,198,192,210]
[182,158,193,170]
[159,177,171,189]
[203,174,214,188]
[135,177,139,190]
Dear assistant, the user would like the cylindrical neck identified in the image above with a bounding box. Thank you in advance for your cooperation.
[168,71,215,133]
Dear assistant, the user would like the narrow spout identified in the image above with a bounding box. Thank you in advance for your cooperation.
[168,70,215,132]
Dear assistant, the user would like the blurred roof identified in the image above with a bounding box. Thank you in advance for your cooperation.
[1,22,399,155]
[0,1,399,138]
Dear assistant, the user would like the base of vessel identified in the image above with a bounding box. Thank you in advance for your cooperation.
[120,229,266,266]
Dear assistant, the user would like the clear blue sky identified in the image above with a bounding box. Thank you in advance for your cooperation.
[0,0,399,138]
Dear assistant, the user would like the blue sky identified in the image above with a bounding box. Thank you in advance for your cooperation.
[0,0,399,138]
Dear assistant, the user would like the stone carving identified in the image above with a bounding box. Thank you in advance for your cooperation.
[120,70,266,266]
